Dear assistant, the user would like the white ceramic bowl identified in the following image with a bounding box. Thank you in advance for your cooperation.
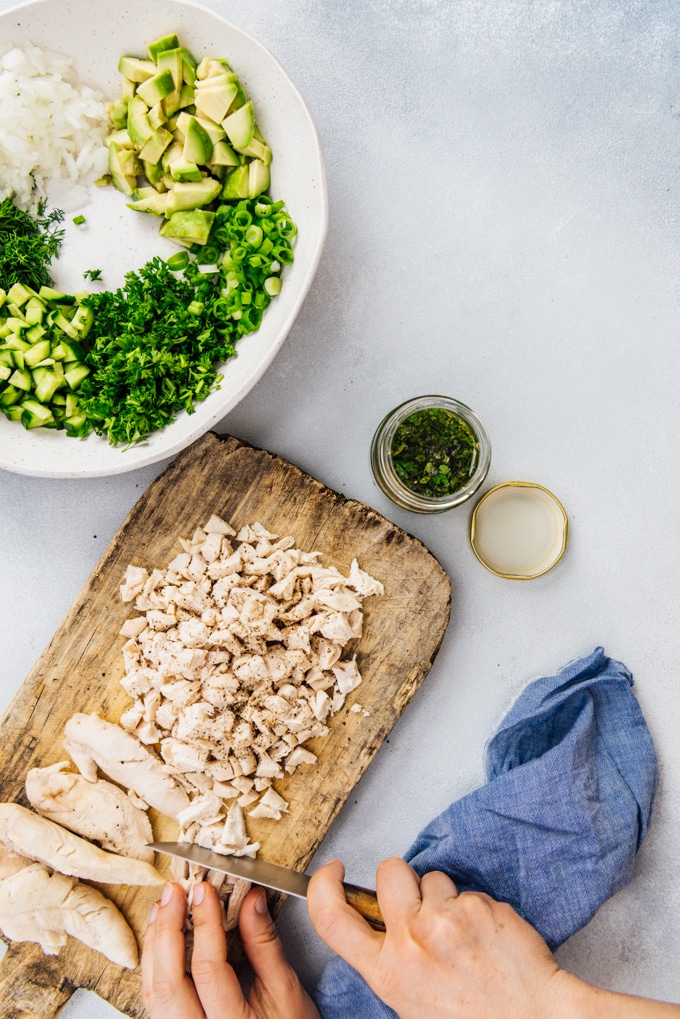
[0,0,327,477]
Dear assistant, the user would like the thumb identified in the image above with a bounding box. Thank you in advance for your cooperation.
[307,860,383,979]
[238,886,299,988]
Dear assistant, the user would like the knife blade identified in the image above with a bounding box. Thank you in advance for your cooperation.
[149,842,385,931]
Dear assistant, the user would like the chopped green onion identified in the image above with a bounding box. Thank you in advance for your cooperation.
[264,277,281,297]
[73,215,86,225]
[166,251,190,271]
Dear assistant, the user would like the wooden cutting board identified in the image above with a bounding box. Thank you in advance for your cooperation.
[0,432,451,1018]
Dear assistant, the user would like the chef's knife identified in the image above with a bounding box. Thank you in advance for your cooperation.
[149,842,385,931]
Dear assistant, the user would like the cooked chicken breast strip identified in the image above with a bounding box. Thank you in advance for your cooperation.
[0,862,138,968]
[26,762,154,864]
[0,804,163,886]
[63,713,189,819]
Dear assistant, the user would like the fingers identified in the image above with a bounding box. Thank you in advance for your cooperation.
[239,886,297,988]
[143,883,205,1019]
[375,858,423,929]
[418,869,459,905]
[307,860,383,978]
[190,882,246,1016]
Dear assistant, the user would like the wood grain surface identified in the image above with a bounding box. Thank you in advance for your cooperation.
[0,432,451,1018]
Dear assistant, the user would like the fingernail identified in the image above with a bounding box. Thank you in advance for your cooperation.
[255,890,269,915]
[160,883,173,907]
[149,901,159,924]
[193,882,205,905]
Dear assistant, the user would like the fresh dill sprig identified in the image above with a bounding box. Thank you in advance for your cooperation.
[0,197,64,290]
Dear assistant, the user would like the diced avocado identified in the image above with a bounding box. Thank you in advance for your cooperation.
[137,69,176,107]
[240,137,272,165]
[195,82,239,124]
[180,46,197,85]
[147,102,167,130]
[106,128,134,149]
[227,84,248,114]
[177,111,225,143]
[170,157,203,183]
[139,126,174,164]
[162,140,183,167]
[208,139,239,167]
[223,100,255,150]
[121,77,137,100]
[108,143,138,196]
[133,186,158,200]
[183,117,213,163]
[118,147,143,176]
[143,158,166,188]
[108,97,129,130]
[196,57,231,79]
[165,178,221,216]
[118,55,156,82]
[179,84,196,109]
[160,209,216,245]
[194,72,236,90]
[127,192,169,216]
[221,165,250,200]
[156,47,184,90]
[127,95,153,147]
[162,89,183,118]
[147,33,180,63]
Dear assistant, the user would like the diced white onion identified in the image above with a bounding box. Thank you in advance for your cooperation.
[0,42,109,211]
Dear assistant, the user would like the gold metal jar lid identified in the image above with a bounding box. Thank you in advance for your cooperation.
[470,482,568,579]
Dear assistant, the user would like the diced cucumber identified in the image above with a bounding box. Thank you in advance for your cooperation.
[0,385,23,408]
[24,339,52,367]
[8,368,32,392]
[64,363,91,390]
[32,366,64,403]
[20,399,56,429]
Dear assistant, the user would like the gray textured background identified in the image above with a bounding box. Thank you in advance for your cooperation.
[1,0,680,1014]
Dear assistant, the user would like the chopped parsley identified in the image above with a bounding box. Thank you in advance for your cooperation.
[390,408,479,498]
[82,268,103,281]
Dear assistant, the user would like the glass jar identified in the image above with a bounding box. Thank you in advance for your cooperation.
[370,395,491,513]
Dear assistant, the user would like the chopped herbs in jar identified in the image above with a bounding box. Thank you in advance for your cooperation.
[390,407,479,498]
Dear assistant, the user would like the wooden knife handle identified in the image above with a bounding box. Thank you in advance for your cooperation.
[342,882,385,931]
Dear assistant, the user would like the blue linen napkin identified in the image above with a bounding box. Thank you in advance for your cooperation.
[314,647,659,1019]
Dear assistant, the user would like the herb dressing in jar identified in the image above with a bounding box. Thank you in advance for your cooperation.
[370,395,491,513]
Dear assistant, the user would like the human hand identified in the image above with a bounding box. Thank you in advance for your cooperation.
[307,857,575,1019]
[142,881,321,1019]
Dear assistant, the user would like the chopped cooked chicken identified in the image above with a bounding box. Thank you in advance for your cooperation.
[25,762,154,864]
[63,713,190,820]
[0,862,138,968]
[0,804,163,886]
[115,514,382,858]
